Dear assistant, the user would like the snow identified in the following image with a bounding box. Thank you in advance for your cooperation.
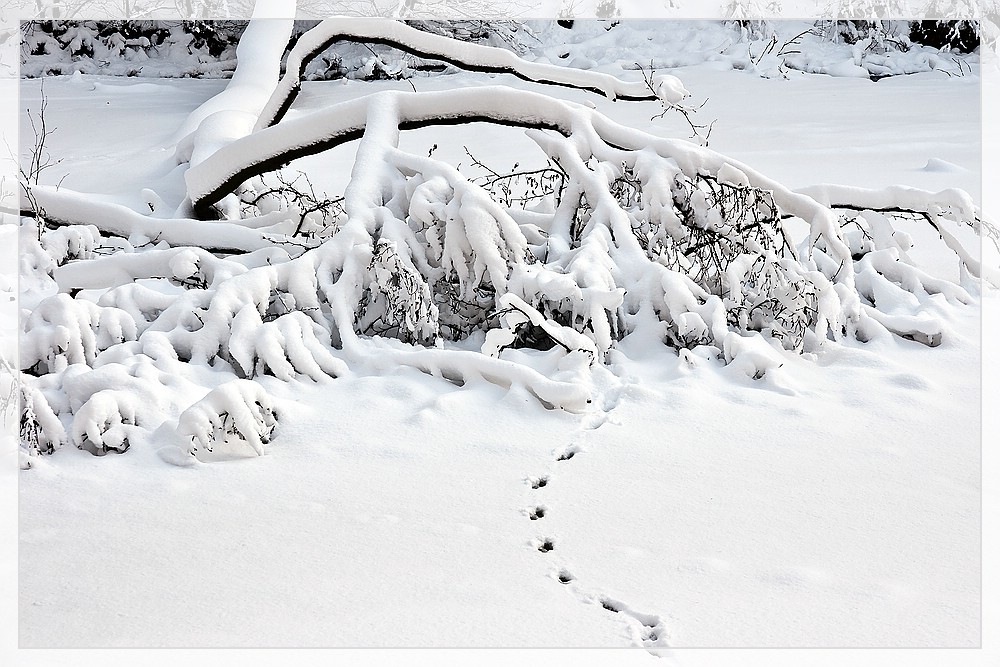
[7,17,993,665]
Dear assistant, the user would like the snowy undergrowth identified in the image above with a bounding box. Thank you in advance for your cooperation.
[20,20,980,83]
[20,20,244,79]
[16,281,982,647]
[527,19,978,81]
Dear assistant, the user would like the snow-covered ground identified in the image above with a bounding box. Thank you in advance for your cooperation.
[8,19,993,662]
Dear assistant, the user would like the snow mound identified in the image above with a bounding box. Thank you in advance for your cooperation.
[920,158,967,173]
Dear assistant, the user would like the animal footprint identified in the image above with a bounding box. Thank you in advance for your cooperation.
[593,595,670,649]
[529,475,549,489]
[642,625,663,643]
[537,538,555,553]
[528,506,546,520]
[557,569,575,584]
[555,444,580,461]
[632,612,669,647]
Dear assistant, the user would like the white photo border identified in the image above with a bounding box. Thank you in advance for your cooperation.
[1,2,994,666]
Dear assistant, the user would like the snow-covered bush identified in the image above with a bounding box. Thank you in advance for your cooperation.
[19,381,66,458]
[816,19,911,51]
[716,10,979,80]
[405,20,534,52]
[16,17,992,465]
[177,380,278,460]
[41,224,99,266]
[69,388,140,455]
[21,294,138,374]
[813,18,978,59]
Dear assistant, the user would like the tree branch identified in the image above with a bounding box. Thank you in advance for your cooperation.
[254,18,689,131]
[26,185,294,255]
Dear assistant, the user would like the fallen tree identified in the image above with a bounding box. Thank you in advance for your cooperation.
[16,10,993,465]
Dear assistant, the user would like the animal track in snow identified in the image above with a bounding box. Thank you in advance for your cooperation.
[555,443,580,461]
[551,566,672,650]
[528,475,549,489]
[519,370,668,652]
[595,595,670,649]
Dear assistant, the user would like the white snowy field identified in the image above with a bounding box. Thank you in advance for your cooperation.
[13,28,988,653]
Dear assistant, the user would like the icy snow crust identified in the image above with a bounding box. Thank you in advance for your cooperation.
[16,19,986,649]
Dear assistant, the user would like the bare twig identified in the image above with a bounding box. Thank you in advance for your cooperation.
[8,80,64,236]
[463,146,566,208]
[241,171,344,238]
[636,61,716,147]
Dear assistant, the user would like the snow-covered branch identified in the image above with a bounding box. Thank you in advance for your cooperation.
[26,185,298,254]
[174,12,294,173]
[253,18,689,131]
[801,183,997,285]
[188,85,849,276]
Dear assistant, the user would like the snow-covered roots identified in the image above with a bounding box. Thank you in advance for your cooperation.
[16,18,992,466]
